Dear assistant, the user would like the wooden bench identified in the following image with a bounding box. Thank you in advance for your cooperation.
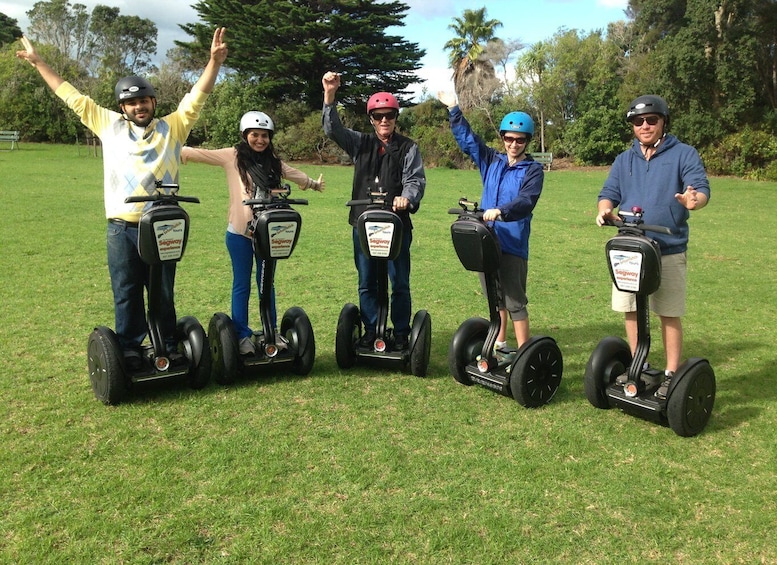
[532,152,553,171]
[0,130,20,151]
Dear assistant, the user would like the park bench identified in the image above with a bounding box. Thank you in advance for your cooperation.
[0,130,20,151]
[531,152,553,171]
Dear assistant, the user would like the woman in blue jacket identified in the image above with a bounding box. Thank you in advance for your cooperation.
[438,92,545,352]
[596,94,710,399]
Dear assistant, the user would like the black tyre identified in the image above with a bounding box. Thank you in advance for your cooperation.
[87,326,126,405]
[447,317,489,386]
[208,312,239,385]
[335,303,360,369]
[667,359,716,437]
[409,310,432,377]
[510,336,563,408]
[584,336,631,409]
[281,306,315,376]
[177,316,211,390]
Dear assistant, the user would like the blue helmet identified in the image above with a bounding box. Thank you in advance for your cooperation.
[499,111,534,138]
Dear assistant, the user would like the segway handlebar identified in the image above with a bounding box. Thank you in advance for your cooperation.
[346,189,418,212]
[603,207,672,235]
[243,184,309,208]
[448,198,493,221]
[124,182,200,204]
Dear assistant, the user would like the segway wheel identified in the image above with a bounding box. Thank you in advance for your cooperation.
[584,336,631,409]
[335,303,360,369]
[177,316,211,390]
[447,317,489,386]
[87,326,126,405]
[281,306,316,376]
[409,310,432,377]
[667,358,716,437]
[208,313,239,385]
[510,336,563,408]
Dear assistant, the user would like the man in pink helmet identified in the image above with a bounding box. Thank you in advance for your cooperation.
[321,71,426,350]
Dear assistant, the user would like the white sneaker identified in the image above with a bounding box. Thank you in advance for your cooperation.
[239,336,255,355]
[654,370,675,399]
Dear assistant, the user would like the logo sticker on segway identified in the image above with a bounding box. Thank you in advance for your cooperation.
[268,221,298,258]
[609,250,643,292]
[365,222,395,258]
[153,220,185,261]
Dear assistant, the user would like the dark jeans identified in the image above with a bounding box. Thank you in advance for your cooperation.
[107,221,176,351]
[352,226,412,337]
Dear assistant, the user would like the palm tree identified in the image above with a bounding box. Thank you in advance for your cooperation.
[443,7,503,109]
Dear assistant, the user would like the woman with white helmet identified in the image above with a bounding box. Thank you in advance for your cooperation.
[182,111,324,355]
[437,91,546,353]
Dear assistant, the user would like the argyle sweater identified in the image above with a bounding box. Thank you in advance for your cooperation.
[56,81,209,222]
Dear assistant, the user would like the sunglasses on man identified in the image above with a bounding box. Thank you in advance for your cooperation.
[631,115,661,126]
[370,110,399,122]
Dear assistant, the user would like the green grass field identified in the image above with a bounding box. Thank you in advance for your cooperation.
[1,143,776,563]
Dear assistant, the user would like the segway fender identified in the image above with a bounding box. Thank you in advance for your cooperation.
[178,316,208,367]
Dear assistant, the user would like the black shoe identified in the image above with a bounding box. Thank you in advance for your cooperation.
[123,348,143,371]
[358,331,376,348]
[394,334,409,351]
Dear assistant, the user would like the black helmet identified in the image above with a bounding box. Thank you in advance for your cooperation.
[626,95,669,124]
[115,76,156,103]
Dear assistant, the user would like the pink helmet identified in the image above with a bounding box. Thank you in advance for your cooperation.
[367,92,399,114]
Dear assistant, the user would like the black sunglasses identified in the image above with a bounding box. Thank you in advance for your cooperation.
[370,110,398,121]
[631,116,661,126]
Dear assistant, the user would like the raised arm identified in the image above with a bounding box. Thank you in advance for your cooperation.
[192,27,228,94]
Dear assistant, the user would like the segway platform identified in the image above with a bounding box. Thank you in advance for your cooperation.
[584,209,715,436]
[447,199,562,408]
[88,183,211,405]
[335,186,432,377]
[208,186,315,385]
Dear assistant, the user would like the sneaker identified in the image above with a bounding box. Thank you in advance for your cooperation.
[239,336,256,355]
[358,331,376,348]
[394,334,409,351]
[654,371,675,399]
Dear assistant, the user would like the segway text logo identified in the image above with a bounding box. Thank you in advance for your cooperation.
[609,250,643,292]
[365,222,395,258]
[153,220,185,261]
[268,221,298,258]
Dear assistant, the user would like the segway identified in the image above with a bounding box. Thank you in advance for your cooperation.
[335,185,432,377]
[208,185,315,385]
[447,199,562,407]
[87,182,211,405]
[584,207,715,436]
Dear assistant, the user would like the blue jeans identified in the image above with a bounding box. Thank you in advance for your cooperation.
[226,231,276,339]
[352,226,412,337]
[107,221,176,351]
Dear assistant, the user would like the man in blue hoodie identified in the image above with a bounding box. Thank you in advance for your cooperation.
[596,95,710,399]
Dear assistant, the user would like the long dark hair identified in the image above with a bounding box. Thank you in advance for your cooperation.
[235,136,283,198]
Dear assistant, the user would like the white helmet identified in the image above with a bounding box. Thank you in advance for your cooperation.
[239,111,274,135]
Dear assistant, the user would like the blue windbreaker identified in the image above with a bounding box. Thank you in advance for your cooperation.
[449,106,544,259]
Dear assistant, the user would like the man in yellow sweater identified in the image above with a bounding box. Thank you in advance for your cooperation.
[16,28,227,368]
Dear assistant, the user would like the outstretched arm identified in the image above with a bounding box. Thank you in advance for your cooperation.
[16,36,64,92]
[193,27,228,94]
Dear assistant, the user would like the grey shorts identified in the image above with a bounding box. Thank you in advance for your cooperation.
[479,254,529,321]
[612,252,687,317]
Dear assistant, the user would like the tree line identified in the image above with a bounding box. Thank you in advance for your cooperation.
[2,0,777,179]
